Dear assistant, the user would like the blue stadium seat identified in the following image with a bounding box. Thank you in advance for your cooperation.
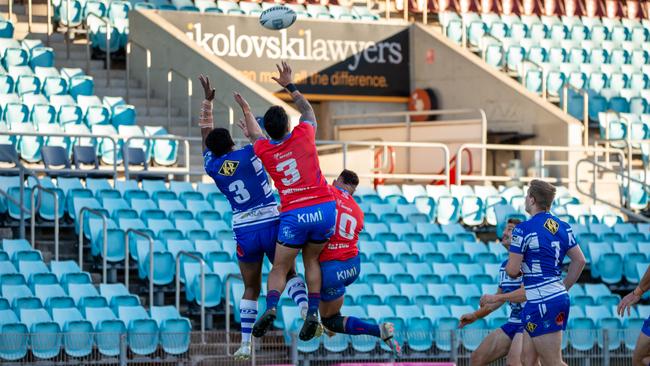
[19,308,62,359]
[0,308,29,360]
[569,317,596,351]
[151,306,191,354]
[51,307,93,357]
[117,305,159,355]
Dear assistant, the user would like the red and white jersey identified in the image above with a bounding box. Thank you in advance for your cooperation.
[319,185,364,262]
[254,121,334,212]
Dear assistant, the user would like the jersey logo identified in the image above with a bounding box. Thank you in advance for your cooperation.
[526,322,537,333]
[544,218,559,235]
[218,160,239,176]
[555,312,565,326]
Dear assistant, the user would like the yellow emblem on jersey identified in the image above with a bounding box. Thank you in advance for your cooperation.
[218,160,239,176]
[544,218,559,235]
[526,322,537,333]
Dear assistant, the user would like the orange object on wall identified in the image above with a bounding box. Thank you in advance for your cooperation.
[408,88,433,122]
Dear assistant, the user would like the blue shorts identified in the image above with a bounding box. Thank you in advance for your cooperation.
[234,221,279,263]
[643,316,650,337]
[522,294,570,338]
[277,201,336,247]
[500,321,524,340]
[320,255,361,302]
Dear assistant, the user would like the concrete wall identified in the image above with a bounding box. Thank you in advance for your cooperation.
[410,24,584,181]
[128,10,300,140]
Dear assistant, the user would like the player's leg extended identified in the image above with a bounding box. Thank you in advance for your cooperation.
[299,241,325,340]
[632,323,650,366]
[530,331,565,366]
[234,260,263,360]
[505,332,524,366]
[252,243,300,337]
[521,332,539,366]
[469,328,511,366]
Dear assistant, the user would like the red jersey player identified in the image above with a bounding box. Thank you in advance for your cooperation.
[234,61,336,341]
[318,170,400,353]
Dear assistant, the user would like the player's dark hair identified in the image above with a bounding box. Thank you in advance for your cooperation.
[507,217,522,225]
[338,169,359,188]
[528,179,556,211]
[205,128,235,157]
[263,106,289,140]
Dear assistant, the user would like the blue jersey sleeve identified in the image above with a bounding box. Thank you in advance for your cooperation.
[509,225,526,255]
[564,224,577,250]
[203,149,217,175]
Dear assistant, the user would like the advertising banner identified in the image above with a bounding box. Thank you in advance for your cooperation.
[159,12,410,100]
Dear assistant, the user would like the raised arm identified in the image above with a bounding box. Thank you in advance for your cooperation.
[563,245,586,291]
[198,74,215,152]
[459,288,504,328]
[272,61,317,126]
[234,92,264,143]
[618,263,650,316]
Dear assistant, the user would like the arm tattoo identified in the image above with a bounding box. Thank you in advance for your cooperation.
[292,91,316,123]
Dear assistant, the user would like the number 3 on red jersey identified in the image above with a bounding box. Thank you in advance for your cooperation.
[276,158,300,186]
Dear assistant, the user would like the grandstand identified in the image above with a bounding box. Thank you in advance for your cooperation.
[0,0,648,364]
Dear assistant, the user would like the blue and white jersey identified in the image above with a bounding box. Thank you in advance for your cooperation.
[204,144,278,232]
[498,260,524,323]
[510,211,576,305]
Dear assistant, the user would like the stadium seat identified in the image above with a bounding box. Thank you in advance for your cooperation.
[151,306,191,354]
[117,305,159,355]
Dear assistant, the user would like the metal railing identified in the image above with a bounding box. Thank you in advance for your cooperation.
[0,186,31,239]
[575,158,650,223]
[126,41,151,115]
[167,68,193,136]
[85,13,111,85]
[0,130,119,179]
[454,143,626,185]
[562,84,590,146]
[124,229,154,308]
[174,251,206,343]
[30,183,59,260]
[78,207,108,283]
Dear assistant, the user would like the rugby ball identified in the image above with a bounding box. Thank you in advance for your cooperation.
[259,5,297,30]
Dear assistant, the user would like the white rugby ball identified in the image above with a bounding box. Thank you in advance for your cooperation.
[259,5,297,30]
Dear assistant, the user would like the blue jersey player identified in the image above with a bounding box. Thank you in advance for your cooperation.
[505,180,586,366]
[460,218,532,366]
[617,263,650,366]
[198,75,309,360]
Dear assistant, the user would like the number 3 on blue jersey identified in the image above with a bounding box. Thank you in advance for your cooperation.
[228,180,250,204]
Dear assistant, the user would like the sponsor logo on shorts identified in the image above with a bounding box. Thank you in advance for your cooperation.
[297,210,323,223]
[336,266,357,281]
[236,244,244,258]
[218,160,239,176]
[543,321,551,329]
[544,218,559,235]
[526,322,537,333]
[325,288,338,297]
[282,226,295,240]
[555,312,565,326]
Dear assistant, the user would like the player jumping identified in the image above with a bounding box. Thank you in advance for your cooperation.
[617,263,650,366]
[198,75,309,360]
[459,217,530,365]
[505,180,586,366]
[319,169,400,353]
[234,61,336,341]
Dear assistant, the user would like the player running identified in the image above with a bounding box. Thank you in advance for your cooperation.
[459,218,528,366]
[505,180,586,366]
[198,75,309,360]
[234,61,336,341]
[617,263,650,366]
[319,169,400,353]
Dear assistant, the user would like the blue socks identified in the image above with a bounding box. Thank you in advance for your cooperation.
[266,290,280,310]
[344,316,381,337]
[307,292,320,315]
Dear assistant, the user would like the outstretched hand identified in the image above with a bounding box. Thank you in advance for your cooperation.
[271,61,293,88]
[458,313,477,329]
[199,74,215,101]
[617,290,641,317]
[233,92,251,112]
[479,294,500,307]
[237,119,250,138]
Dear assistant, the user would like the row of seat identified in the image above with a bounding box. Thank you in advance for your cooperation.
[0,65,93,97]
[0,243,191,360]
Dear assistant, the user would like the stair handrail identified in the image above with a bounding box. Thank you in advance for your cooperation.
[575,158,650,223]
[126,40,151,115]
[124,228,154,308]
[0,149,42,238]
[78,207,108,283]
[30,183,59,260]
[167,68,193,136]
[562,83,590,146]
[85,13,112,87]
[174,251,206,343]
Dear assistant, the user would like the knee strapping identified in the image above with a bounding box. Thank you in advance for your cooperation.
[321,313,346,333]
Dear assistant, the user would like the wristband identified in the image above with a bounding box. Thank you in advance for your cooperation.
[285,83,298,93]
[199,100,213,128]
